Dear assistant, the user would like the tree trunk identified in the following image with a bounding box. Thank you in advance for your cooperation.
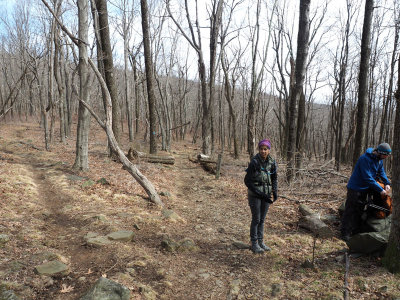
[140,0,158,154]
[352,0,374,166]
[95,0,122,146]
[122,7,134,142]
[383,54,400,273]
[73,0,91,171]
[53,14,66,144]
[286,0,310,182]
[208,0,224,155]
[379,19,398,143]
[335,1,351,171]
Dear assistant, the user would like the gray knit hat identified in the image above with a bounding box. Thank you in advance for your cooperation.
[376,143,392,155]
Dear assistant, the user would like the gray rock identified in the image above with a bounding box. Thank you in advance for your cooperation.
[126,268,136,276]
[86,236,112,247]
[84,232,99,240]
[161,237,180,252]
[159,191,171,197]
[79,277,130,300]
[271,283,282,297]
[0,234,10,244]
[161,209,183,222]
[178,238,198,252]
[161,237,198,253]
[232,241,249,250]
[82,180,95,188]
[34,261,69,276]
[0,289,21,300]
[107,231,134,242]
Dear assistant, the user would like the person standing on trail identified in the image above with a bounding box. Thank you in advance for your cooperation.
[244,139,278,253]
[341,143,391,241]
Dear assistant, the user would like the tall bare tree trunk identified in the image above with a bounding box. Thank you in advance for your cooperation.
[95,0,122,146]
[352,0,374,166]
[53,7,66,144]
[122,6,134,142]
[73,0,91,171]
[286,0,310,182]
[208,0,224,154]
[335,0,351,171]
[140,0,157,154]
[379,15,399,143]
[382,52,400,273]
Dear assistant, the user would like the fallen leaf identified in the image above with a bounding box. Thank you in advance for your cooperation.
[60,284,74,293]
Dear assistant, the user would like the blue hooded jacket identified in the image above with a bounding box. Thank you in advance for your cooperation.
[347,148,390,192]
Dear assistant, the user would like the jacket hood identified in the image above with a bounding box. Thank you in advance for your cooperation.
[366,148,374,155]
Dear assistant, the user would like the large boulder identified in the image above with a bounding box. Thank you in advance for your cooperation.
[346,216,391,254]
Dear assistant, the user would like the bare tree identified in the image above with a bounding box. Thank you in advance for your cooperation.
[167,0,223,155]
[141,0,158,154]
[114,0,136,142]
[352,0,374,166]
[379,6,399,144]
[73,0,91,171]
[286,0,311,182]
[95,0,122,148]
[382,40,400,273]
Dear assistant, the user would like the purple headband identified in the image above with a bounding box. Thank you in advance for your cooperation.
[258,139,271,149]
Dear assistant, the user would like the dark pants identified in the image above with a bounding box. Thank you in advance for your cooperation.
[249,195,270,242]
[341,188,368,237]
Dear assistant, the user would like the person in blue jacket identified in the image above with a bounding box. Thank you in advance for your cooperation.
[341,143,391,241]
[244,139,278,253]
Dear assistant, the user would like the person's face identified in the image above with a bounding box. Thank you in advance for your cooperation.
[379,153,390,160]
[259,145,270,159]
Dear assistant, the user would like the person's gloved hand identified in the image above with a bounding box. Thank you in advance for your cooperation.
[273,191,278,202]
[262,193,273,204]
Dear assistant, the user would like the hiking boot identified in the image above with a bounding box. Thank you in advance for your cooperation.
[251,240,264,254]
[258,240,271,251]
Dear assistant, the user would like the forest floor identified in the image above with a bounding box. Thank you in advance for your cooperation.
[0,121,399,300]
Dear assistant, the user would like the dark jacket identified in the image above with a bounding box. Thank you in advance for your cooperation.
[244,153,278,199]
[347,148,390,192]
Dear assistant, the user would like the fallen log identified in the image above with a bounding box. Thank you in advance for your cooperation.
[145,155,175,165]
[127,148,175,165]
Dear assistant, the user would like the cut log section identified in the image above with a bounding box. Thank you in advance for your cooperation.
[196,154,218,174]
